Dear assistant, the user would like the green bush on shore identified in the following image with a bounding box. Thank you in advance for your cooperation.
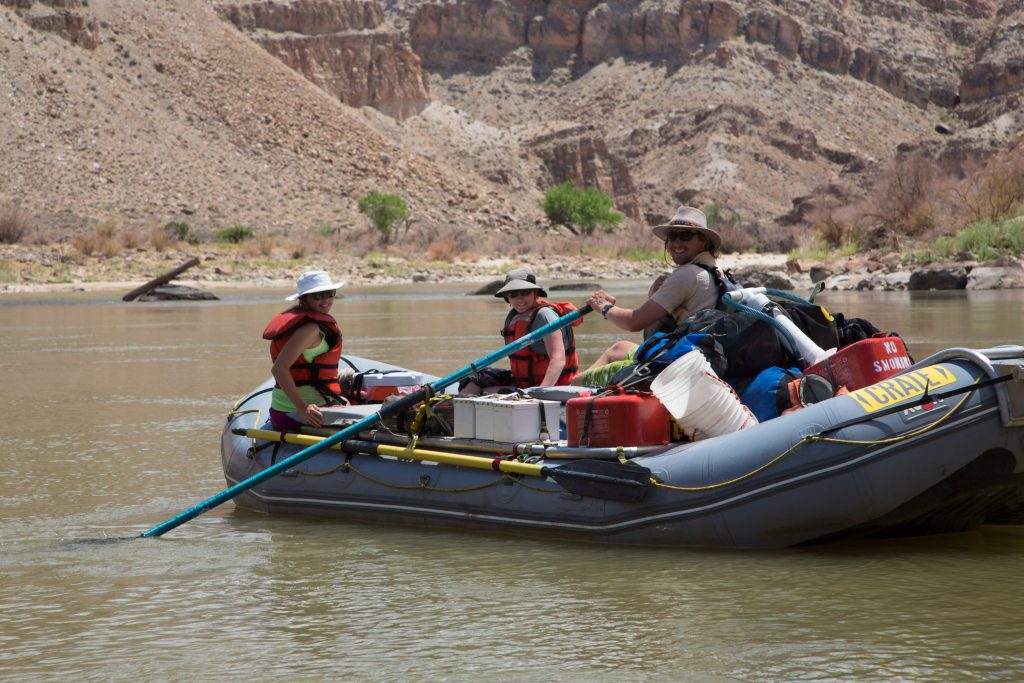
[214,225,255,243]
[539,182,623,236]
[915,215,1024,262]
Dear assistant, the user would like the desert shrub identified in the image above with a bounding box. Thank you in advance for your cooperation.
[425,236,462,262]
[95,219,117,240]
[214,225,254,243]
[619,245,661,261]
[864,153,941,246]
[787,245,833,261]
[703,200,722,226]
[237,234,277,258]
[342,223,397,254]
[257,235,275,257]
[755,221,800,253]
[398,221,479,262]
[149,226,170,252]
[813,212,850,249]
[539,182,623,236]
[99,235,122,258]
[962,147,1024,223]
[600,218,661,260]
[704,201,798,253]
[120,226,143,250]
[73,222,122,257]
[0,205,31,244]
[917,215,1024,261]
[959,216,1024,257]
[709,205,752,252]
[71,232,95,255]
[358,192,408,244]
[1006,216,1024,252]
[164,221,192,242]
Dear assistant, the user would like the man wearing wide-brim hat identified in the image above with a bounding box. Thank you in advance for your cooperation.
[576,206,725,385]
[650,205,722,252]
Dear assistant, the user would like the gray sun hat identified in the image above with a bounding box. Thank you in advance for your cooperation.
[285,270,347,301]
[652,206,721,252]
[494,266,547,298]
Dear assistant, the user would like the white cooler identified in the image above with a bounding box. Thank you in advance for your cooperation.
[454,396,560,442]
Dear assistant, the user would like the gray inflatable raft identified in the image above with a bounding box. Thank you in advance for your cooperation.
[221,347,1024,548]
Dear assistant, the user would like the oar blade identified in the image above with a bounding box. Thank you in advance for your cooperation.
[548,460,652,503]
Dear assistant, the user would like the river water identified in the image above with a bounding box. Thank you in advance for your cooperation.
[2,281,1024,681]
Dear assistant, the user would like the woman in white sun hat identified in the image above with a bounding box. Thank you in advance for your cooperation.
[262,270,349,429]
[574,206,725,386]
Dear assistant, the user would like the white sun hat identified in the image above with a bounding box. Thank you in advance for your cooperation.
[285,270,347,301]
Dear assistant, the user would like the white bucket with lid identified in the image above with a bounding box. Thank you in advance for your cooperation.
[650,350,758,440]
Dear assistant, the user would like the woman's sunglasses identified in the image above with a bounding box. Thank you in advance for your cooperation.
[666,230,698,242]
[309,290,336,300]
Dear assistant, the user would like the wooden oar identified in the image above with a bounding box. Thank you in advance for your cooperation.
[141,303,594,537]
[236,428,652,502]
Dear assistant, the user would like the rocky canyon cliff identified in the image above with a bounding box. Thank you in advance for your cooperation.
[2,0,1022,246]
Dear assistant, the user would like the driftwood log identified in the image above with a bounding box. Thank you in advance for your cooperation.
[137,284,219,301]
[122,257,201,301]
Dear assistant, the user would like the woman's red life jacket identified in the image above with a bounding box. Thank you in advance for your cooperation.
[263,307,344,401]
[501,300,579,387]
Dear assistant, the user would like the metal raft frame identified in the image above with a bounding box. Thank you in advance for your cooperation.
[908,345,1024,428]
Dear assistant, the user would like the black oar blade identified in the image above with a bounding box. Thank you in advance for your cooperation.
[546,460,652,503]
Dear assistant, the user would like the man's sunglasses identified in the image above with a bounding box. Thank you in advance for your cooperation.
[666,230,698,242]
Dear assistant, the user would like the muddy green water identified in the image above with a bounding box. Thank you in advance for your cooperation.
[2,282,1023,681]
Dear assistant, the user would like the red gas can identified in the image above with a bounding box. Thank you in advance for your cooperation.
[804,335,912,391]
[566,387,673,447]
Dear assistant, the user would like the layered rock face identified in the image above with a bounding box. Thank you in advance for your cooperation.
[213,0,430,119]
[404,0,1024,115]
[407,0,979,109]
[400,0,1024,230]
[528,127,642,222]
[2,0,98,48]
[959,4,1024,105]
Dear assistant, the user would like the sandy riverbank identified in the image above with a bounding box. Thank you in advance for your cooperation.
[0,244,798,294]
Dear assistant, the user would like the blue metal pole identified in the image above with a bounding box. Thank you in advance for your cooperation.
[141,304,591,537]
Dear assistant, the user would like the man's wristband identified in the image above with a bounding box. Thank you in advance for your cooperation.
[600,303,614,318]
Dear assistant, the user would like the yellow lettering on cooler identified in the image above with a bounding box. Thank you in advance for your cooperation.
[848,365,957,413]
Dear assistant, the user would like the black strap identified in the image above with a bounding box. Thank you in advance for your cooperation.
[580,395,598,446]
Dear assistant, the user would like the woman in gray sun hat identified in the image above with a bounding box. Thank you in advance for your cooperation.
[461,266,579,393]
[574,206,726,386]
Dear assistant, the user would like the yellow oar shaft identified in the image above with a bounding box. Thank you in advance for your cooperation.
[243,429,547,478]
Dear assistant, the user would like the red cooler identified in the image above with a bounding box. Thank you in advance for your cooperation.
[566,387,673,447]
[356,371,424,402]
[804,335,912,391]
